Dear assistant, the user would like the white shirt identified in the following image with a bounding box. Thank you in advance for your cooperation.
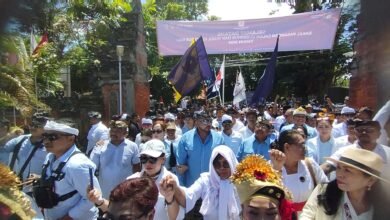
[90,139,140,198]
[86,122,109,154]
[128,167,185,220]
[332,122,347,138]
[220,131,242,156]
[334,135,356,151]
[238,126,254,140]
[282,159,328,203]
[232,120,245,133]
[274,115,286,132]
[342,192,373,220]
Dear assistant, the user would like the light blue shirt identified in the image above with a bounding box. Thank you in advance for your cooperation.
[280,124,318,139]
[221,131,243,157]
[4,135,48,182]
[307,136,336,164]
[43,145,100,220]
[90,139,140,199]
[177,129,224,187]
[237,134,276,161]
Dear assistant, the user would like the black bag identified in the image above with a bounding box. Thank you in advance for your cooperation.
[32,177,60,208]
[32,151,81,208]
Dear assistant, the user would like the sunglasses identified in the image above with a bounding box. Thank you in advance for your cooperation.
[199,118,212,125]
[42,133,72,141]
[213,160,230,169]
[152,129,163,134]
[355,127,376,134]
[140,156,159,164]
[222,120,232,125]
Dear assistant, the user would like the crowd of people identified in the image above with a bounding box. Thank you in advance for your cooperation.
[0,97,390,220]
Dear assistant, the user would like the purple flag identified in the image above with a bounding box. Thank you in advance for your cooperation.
[168,36,213,96]
[250,36,279,106]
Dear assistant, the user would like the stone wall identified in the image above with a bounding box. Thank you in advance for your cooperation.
[349,0,390,110]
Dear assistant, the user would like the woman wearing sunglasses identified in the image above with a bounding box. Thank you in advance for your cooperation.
[88,139,184,220]
[161,145,241,220]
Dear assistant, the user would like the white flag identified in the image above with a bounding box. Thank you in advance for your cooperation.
[233,71,246,106]
[30,30,37,55]
[212,58,225,92]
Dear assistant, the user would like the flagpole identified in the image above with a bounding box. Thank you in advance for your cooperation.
[222,55,225,106]
[238,66,247,107]
[213,67,222,104]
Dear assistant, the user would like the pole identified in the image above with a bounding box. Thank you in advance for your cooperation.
[213,67,222,105]
[118,56,122,115]
[222,55,225,106]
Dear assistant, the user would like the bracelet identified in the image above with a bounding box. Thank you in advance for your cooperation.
[165,198,174,206]
[95,200,104,207]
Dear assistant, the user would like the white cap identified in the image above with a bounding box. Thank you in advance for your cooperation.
[141,118,153,125]
[44,121,79,136]
[221,114,233,123]
[164,113,175,121]
[341,106,355,115]
[140,139,166,158]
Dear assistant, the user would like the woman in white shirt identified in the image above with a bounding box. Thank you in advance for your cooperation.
[301,148,390,220]
[271,130,328,212]
[87,139,184,220]
[163,145,241,220]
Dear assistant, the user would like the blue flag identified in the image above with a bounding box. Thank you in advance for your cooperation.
[250,36,279,106]
[168,37,213,96]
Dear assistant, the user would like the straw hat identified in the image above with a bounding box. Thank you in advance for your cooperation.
[293,107,307,116]
[326,148,388,183]
[231,155,291,205]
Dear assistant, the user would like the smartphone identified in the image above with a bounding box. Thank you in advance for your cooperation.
[89,167,94,189]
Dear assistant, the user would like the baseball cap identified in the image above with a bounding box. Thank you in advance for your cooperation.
[140,139,166,158]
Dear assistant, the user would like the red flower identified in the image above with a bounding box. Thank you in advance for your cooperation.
[254,170,267,181]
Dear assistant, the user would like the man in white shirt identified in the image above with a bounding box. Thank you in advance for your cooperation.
[226,107,245,133]
[86,111,109,156]
[322,120,390,180]
[332,106,356,138]
[239,108,257,140]
[220,114,243,156]
[90,120,141,199]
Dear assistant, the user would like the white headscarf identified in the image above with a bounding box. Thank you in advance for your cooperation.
[199,145,240,220]
[373,100,390,145]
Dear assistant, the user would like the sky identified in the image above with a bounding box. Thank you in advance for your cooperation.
[207,0,294,20]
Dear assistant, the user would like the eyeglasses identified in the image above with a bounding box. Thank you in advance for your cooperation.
[355,127,376,134]
[152,129,163,134]
[140,156,159,164]
[213,160,230,169]
[42,133,72,142]
[199,118,212,125]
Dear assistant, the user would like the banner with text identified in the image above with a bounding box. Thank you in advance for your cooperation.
[157,8,341,56]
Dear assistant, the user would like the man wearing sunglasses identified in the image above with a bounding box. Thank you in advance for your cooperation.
[4,114,48,184]
[332,106,356,138]
[323,120,390,180]
[41,120,101,220]
[177,112,224,219]
[90,120,141,200]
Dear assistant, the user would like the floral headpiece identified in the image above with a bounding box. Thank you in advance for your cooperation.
[0,164,35,219]
[231,155,291,204]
